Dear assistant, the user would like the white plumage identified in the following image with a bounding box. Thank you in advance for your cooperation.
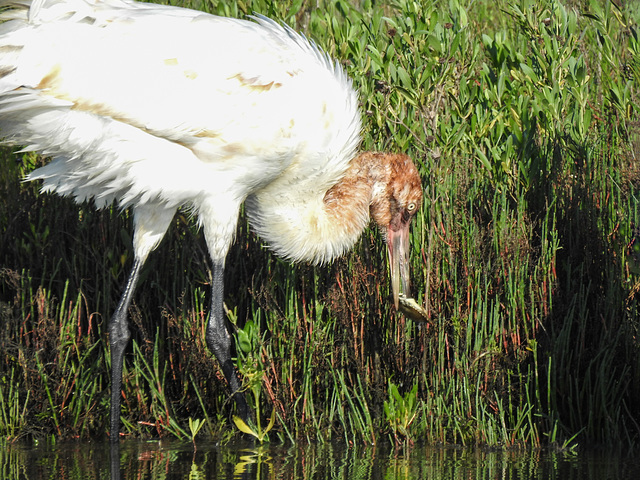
[0,0,423,440]
[0,0,362,263]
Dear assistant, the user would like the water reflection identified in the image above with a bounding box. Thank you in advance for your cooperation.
[3,439,640,479]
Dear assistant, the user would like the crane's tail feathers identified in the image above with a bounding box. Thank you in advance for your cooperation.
[0,0,47,23]
[0,89,72,151]
[0,86,210,211]
[0,0,151,25]
[0,0,31,13]
[0,88,71,112]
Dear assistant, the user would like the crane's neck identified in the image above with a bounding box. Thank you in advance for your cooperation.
[323,150,391,233]
[245,151,388,265]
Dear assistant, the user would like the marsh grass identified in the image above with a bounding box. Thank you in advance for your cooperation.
[1,0,640,447]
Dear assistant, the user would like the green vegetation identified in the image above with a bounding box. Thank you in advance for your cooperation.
[1,0,639,448]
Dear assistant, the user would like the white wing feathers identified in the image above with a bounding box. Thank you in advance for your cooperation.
[0,0,363,263]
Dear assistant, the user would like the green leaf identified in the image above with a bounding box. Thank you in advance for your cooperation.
[475,147,492,172]
[264,409,276,434]
[237,329,251,354]
[233,415,258,438]
[397,66,412,89]
[519,63,538,83]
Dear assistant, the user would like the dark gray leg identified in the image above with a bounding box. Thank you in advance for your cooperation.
[206,259,249,421]
[110,441,121,480]
[109,259,143,442]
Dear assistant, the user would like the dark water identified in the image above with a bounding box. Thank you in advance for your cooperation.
[3,439,640,479]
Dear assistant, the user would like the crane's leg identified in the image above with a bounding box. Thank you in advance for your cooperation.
[109,258,143,443]
[109,205,175,442]
[206,259,250,421]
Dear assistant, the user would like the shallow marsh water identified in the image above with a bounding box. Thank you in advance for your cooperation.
[3,439,640,479]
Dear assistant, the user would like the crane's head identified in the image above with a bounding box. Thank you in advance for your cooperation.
[368,153,423,310]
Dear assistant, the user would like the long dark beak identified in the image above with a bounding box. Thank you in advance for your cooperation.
[387,221,411,310]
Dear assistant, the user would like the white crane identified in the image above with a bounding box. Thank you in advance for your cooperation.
[0,0,423,441]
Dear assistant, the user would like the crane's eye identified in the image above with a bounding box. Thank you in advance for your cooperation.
[407,202,417,213]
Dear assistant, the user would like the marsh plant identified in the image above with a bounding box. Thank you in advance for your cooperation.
[384,381,419,445]
[230,313,276,442]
